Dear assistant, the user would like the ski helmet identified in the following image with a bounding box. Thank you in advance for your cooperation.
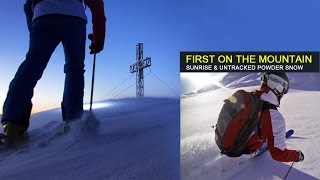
[261,72,289,98]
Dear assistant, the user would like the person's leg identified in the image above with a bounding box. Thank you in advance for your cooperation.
[2,16,62,131]
[61,16,86,121]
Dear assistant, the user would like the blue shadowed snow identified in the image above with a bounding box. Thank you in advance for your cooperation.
[0,97,180,180]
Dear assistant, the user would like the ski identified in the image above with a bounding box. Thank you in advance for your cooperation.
[285,129,294,138]
[255,129,294,157]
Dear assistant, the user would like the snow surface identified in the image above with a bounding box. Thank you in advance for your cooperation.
[181,87,320,180]
[0,97,179,180]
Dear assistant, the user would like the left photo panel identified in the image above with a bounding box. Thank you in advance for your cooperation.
[0,1,181,179]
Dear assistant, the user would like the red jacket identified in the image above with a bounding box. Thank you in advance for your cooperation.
[85,0,106,46]
[245,85,300,162]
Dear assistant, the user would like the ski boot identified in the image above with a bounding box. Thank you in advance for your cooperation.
[2,121,28,147]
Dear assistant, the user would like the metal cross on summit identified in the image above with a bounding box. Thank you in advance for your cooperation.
[130,43,151,98]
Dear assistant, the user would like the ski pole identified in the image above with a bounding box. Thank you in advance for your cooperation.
[284,161,294,180]
[89,53,96,112]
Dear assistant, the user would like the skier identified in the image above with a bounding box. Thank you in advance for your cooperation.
[244,72,304,162]
[1,0,106,146]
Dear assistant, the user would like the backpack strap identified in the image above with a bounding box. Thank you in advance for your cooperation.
[257,102,277,140]
[31,0,41,10]
[257,122,263,142]
[262,102,278,110]
[31,0,84,10]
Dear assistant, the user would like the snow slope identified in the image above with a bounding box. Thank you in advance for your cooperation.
[0,97,179,180]
[181,87,320,180]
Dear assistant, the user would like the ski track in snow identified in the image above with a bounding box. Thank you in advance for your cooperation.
[0,97,180,180]
[181,87,320,180]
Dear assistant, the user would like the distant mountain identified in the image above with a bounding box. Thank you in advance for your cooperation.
[288,73,320,91]
[197,84,220,94]
[222,73,262,88]
[189,72,320,95]
[221,73,320,91]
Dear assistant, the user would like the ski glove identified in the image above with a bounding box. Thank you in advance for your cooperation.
[88,34,103,54]
[295,150,304,162]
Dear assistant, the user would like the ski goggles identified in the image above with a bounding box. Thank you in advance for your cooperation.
[267,74,289,95]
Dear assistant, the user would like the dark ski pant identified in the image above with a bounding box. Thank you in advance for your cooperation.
[1,14,86,130]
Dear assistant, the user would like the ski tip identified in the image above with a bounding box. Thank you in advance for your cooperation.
[286,129,294,138]
[287,129,294,134]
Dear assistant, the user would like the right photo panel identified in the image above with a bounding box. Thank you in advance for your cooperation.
[180,1,320,179]
[181,71,319,180]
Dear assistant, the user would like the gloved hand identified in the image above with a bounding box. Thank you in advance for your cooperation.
[295,150,304,162]
[88,34,104,54]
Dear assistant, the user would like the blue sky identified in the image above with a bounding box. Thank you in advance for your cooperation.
[0,0,184,113]
[180,0,320,94]
[0,0,320,113]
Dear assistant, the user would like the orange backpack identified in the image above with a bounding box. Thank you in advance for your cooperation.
[215,90,263,157]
